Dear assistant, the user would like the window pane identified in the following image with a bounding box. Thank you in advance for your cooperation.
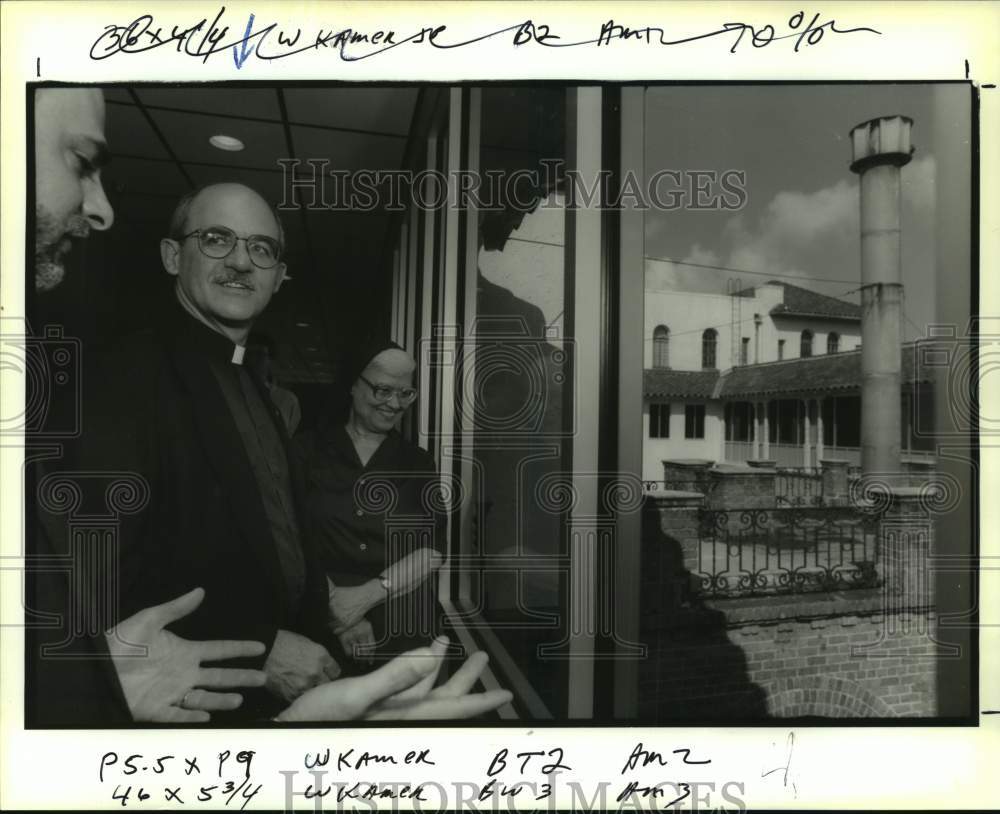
[472,86,567,716]
[636,83,971,723]
[702,329,717,369]
[653,326,670,368]
[649,403,670,439]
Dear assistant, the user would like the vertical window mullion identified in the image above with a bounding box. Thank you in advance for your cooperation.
[437,89,464,606]
[456,87,481,606]
[418,128,438,449]
[566,86,603,720]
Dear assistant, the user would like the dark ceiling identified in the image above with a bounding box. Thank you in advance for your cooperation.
[82,85,419,383]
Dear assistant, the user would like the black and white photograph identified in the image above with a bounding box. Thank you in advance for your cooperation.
[2,2,997,811]
[22,79,978,724]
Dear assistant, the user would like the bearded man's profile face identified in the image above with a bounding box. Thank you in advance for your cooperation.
[34,88,114,291]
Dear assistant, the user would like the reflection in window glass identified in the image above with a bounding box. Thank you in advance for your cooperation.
[473,87,567,716]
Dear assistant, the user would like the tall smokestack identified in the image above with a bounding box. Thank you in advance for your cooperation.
[849,115,914,477]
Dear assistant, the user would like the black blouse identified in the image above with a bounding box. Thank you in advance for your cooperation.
[294,424,446,656]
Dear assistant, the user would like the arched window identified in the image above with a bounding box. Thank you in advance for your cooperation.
[827,332,840,354]
[653,325,670,368]
[800,329,813,358]
[702,328,718,369]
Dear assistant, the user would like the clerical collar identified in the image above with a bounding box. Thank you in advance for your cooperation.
[168,303,249,368]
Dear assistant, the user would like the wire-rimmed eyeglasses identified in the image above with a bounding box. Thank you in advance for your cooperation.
[358,375,417,406]
[180,225,282,269]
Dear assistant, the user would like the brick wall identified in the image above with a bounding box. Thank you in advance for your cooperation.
[638,492,940,720]
[706,466,776,509]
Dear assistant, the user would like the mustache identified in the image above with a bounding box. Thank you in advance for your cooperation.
[35,211,90,259]
[214,273,256,289]
[65,214,91,239]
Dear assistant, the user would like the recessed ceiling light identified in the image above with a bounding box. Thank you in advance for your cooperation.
[209,134,245,152]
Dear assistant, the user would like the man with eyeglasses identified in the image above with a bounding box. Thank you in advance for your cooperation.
[60,181,336,722]
[28,93,510,725]
[29,90,278,726]
[295,340,446,667]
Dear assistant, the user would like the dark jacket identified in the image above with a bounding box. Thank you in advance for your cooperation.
[37,306,336,722]
[25,520,133,728]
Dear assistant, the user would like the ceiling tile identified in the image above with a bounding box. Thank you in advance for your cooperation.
[104,156,191,199]
[135,87,282,120]
[106,102,170,160]
[290,126,404,176]
[187,164,288,202]
[149,108,288,170]
[284,87,417,135]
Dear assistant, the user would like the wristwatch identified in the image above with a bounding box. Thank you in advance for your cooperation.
[378,573,392,594]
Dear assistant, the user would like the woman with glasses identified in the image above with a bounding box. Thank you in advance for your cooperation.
[294,339,445,669]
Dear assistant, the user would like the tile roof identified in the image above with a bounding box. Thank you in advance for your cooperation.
[768,281,861,321]
[644,368,720,399]
[717,344,928,398]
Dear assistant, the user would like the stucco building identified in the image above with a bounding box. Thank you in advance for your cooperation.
[642,279,933,481]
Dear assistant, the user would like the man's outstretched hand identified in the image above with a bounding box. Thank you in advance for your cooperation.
[275,636,512,722]
[106,587,267,723]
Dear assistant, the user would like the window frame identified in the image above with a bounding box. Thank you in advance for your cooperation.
[702,328,718,369]
[801,329,814,358]
[652,324,670,368]
[649,402,671,438]
[388,84,644,722]
[684,403,706,439]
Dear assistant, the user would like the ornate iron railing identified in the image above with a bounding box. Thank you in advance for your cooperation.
[774,468,824,506]
[643,479,716,495]
[695,506,881,598]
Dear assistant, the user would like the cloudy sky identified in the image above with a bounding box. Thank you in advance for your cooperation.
[643,84,971,341]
